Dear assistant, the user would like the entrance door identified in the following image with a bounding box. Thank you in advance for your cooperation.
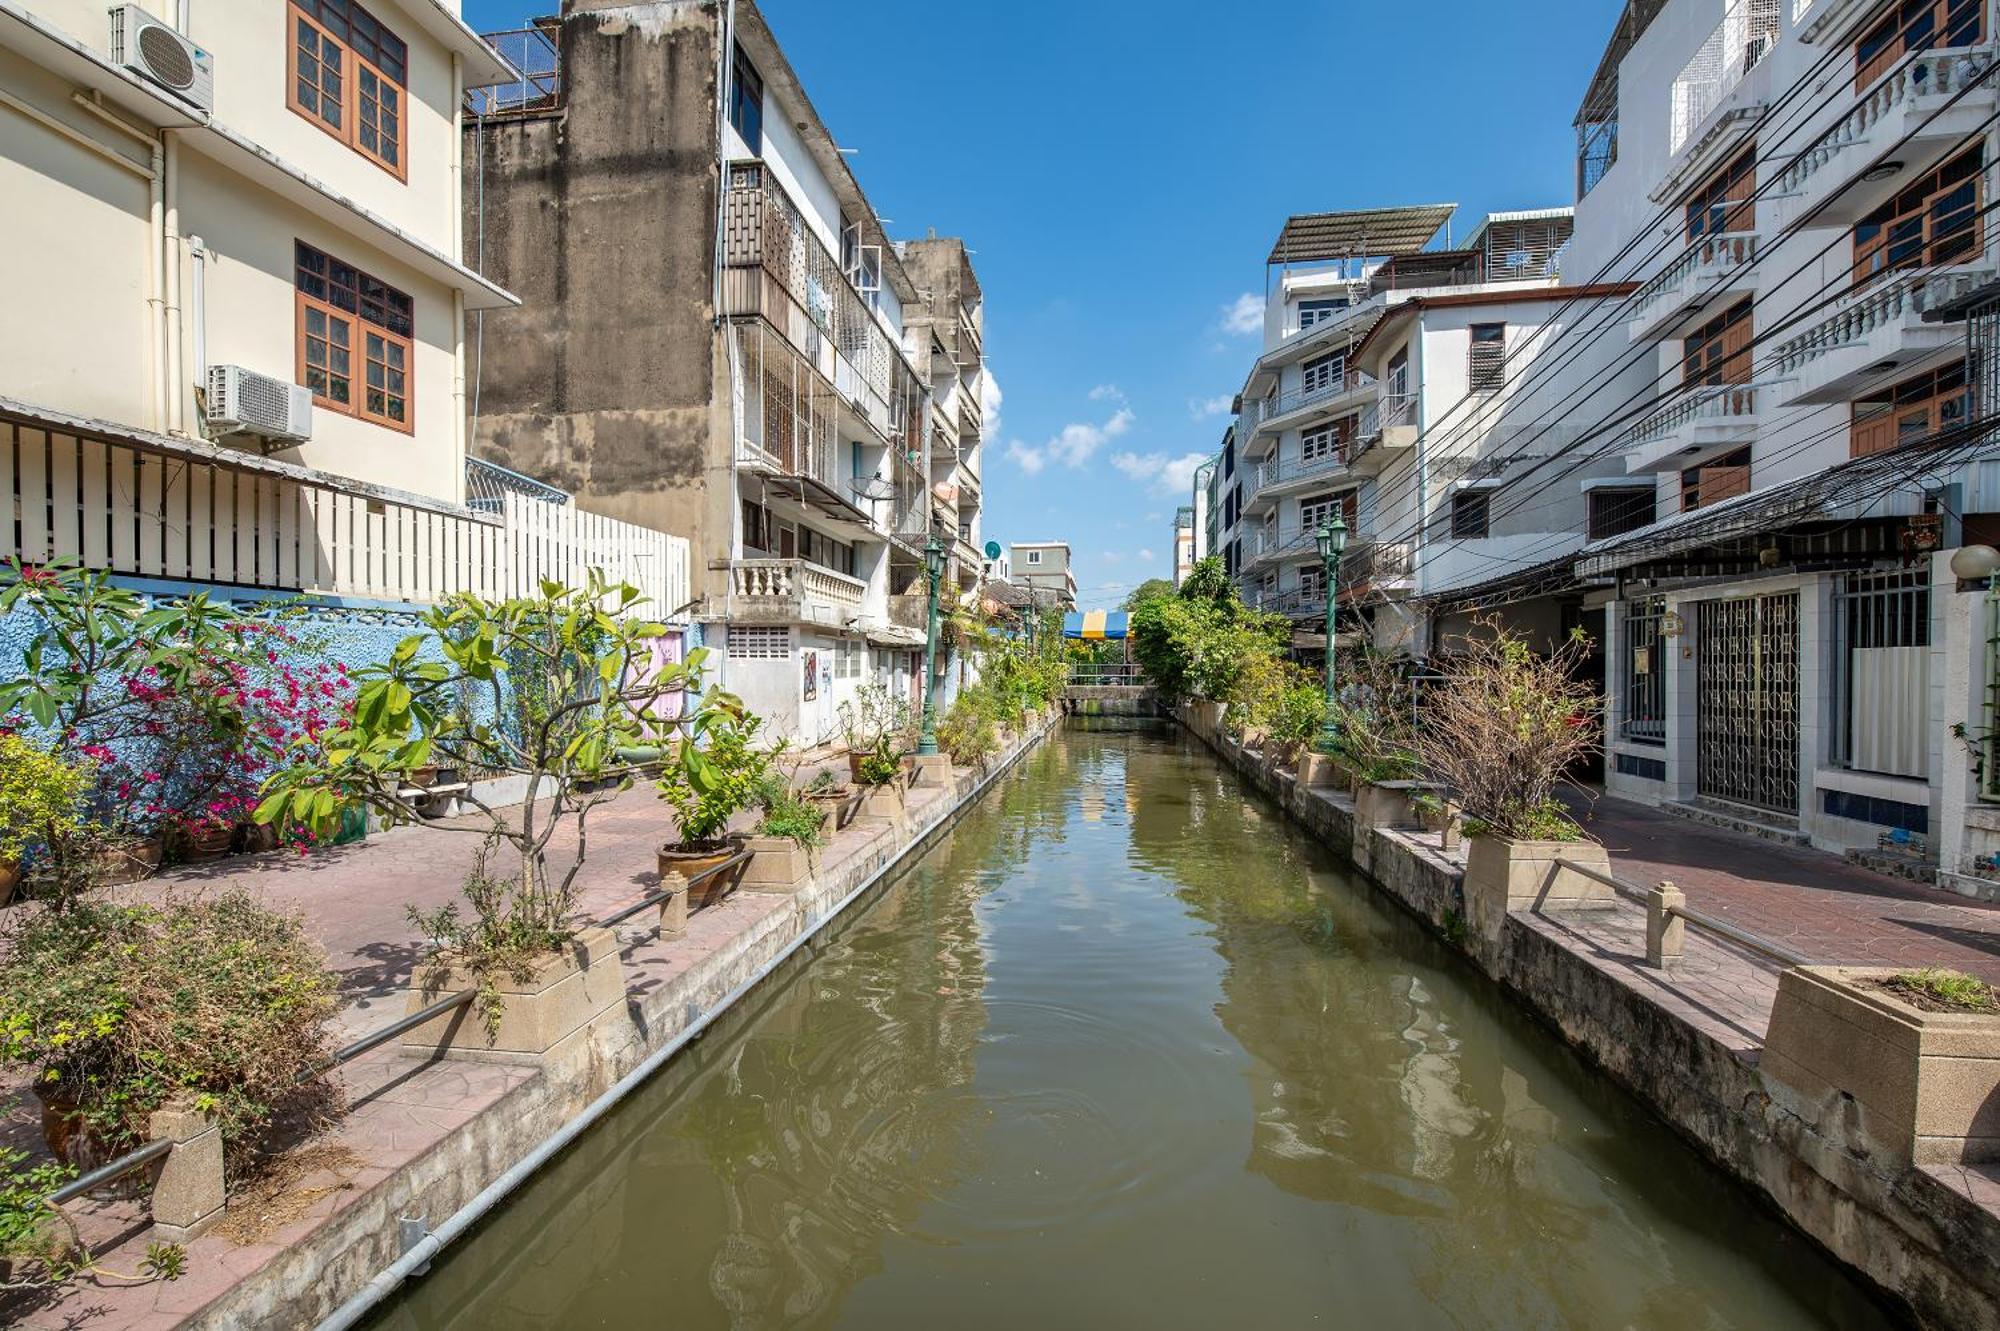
[1694,592,1800,813]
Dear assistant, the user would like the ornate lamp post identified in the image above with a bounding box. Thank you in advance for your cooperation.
[917,533,946,757]
[1314,513,1347,751]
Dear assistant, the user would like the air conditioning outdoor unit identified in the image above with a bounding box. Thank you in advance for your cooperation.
[206,365,312,444]
[109,5,214,111]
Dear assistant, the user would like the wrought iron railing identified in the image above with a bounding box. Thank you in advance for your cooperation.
[465,456,570,513]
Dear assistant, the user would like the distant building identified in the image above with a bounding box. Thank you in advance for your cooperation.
[1173,507,1196,585]
[1009,541,1076,609]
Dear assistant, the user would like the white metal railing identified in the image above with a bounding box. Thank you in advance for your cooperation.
[1771,266,1997,374]
[1670,0,1780,154]
[1778,45,1998,195]
[1625,380,1771,448]
[1249,448,1348,499]
[1628,231,1761,328]
[465,455,569,513]
[1342,539,1415,587]
[1242,371,1377,435]
[1354,393,1418,454]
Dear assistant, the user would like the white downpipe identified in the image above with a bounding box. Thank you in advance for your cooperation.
[69,94,166,431]
[162,132,184,435]
[188,234,207,418]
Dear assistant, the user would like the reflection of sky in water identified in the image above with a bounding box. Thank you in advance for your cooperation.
[383,730,1896,1331]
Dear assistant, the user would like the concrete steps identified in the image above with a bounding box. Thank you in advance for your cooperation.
[1661,797,1810,847]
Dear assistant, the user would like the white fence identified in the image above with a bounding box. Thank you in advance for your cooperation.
[1,421,690,617]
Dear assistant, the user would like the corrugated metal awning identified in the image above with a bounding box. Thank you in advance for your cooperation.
[1267,205,1457,264]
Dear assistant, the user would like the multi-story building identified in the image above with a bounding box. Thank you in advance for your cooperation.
[1009,541,1076,609]
[463,0,988,745]
[1550,0,2000,875]
[0,0,693,618]
[1173,506,1196,585]
[1213,204,1647,655]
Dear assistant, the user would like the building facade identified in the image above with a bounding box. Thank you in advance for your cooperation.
[1009,541,1076,609]
[463,0,991,744]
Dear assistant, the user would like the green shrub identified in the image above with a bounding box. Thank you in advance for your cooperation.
[857,739,902,787]
[0,892,339,1162]
[657,709,770,848]
[1886,967,1997,1012]
[938,689,1000,765]
[756,787,828,850]
[0,734,92,866]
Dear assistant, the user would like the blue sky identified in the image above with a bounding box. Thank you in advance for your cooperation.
[463,0,1618,608]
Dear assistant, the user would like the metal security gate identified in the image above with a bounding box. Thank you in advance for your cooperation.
[1695,592,1799,813]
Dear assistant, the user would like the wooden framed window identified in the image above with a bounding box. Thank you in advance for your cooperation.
[1450,488,1492,539]
[295,241,413,433]
[1851,360,1969,456]
[1682,300,1752,387]
[1680,446,1751,511]
[288,0,408,179]
[1856,0,1981,91]
[1853,145,1983,288]
[1302,351,1343,395]
[1685,147,1756,241]
[1468,323,1505,393]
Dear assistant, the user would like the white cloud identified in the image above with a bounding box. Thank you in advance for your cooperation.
[1219,293,1263,337]
[1188,394,1233,420]
[1137,549,1157,563]
[1102,551,1125,565]
[1006,403,1135,475]
[1109,449,1209,498]
[980,370,1003,437]
[1088,383,1125,403]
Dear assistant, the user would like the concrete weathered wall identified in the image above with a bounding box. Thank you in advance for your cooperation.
[465,2,732,597]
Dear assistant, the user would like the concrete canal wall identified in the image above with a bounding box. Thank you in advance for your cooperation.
[1176,706,2000,1331]
[203,711,1065,1330]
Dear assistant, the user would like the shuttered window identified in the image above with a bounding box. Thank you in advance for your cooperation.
[1853,145,1984,288]
[1680,446,1752,511]
[1856,0,1981,90]
[1468,323,1506,393]
[1685,147,1756,240]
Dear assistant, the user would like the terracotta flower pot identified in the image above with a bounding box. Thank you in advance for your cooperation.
[177,822,236,863]
[93,835,163,886]
[0,859,19,907]
[658,835,747,911]
[846,751,868,782]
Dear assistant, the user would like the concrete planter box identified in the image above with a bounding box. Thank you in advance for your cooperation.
[401,926,626,1065]
[1297,751,1342,788]
[741,835,812,892]
[1352,780,1429,874]
[1462,834,1614,946]
[858,781,907,824]
[1190,701,1225,737]
[1763,966,2000,1165]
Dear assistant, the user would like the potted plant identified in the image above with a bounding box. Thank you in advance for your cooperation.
[0,734,92,905]
[838,684,909,782]
[938,688,999,770]
[855,737,906,821]
[1412,622,1607,945]
[258,571,699,1058]
[742,777,828,893]
[800,768,856,829]
[656,700,769,910]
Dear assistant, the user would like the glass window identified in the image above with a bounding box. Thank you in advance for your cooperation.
[288,0,406,176]
[1302,352,1344,395]
[1298,297,1347,330]
[296,241,413,432]
[1853,146,1984,287]
[1450,489,1491,539]
[730,45,764,151]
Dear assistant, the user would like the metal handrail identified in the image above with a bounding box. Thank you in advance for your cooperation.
[1555,857,1810,968]
[598,846,754,929]
[46,1138,173,1207]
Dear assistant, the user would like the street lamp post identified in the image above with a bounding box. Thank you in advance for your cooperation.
[917,534,946,757]
[1314,514,1347,752]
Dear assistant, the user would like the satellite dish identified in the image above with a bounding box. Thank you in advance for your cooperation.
[983,540,1002,559]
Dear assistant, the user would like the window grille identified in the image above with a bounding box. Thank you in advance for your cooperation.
[1832,569,1930,775]
[728,626,790,660]
[1622,598,1666,746]
[1450,490,1491,539]
[1468,324,1506,394]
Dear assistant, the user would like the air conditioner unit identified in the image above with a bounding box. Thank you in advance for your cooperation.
[109,6,214,111]
[206,365,312,443]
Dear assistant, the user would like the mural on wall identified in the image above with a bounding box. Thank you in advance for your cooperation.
[802,650,818,701]
[628,630,688,739]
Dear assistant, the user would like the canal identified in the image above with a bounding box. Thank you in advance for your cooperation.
[375,725,1895,1330]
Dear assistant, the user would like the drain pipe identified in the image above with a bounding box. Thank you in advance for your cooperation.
[316,721,1050,1331]
[189,233,207,406]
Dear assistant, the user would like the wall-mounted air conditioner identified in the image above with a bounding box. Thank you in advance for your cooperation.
[109,6,214,112]
[206,365,311,443]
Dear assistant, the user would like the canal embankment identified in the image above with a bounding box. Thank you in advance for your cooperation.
[16,711,1063,1331]
[1175,704,2000,1331]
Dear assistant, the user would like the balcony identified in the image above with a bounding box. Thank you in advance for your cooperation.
[1771,266,1993,405]
[727,559,865,628]
[1340,540,1416,596]
[1776,45,1997,227]
[1626,232,1763,343]
[1620,381,1777,473]
[1348,394,1418,471]
[1241,371,1379,443]
[1245,522,1314,568]
[1242,449,1350,515]
[1249,584,1330,620]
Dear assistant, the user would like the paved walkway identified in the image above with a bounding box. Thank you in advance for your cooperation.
[1576,794,2000,984]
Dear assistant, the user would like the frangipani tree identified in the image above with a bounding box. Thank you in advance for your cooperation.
[256,571,722,943]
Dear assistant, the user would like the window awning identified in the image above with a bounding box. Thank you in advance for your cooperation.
[1267,205,1457,265]
[1063,610,1129,640]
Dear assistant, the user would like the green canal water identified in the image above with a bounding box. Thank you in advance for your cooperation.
[375,725,1896,1330]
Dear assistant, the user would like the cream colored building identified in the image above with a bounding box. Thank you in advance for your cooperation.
[0,0,518,507]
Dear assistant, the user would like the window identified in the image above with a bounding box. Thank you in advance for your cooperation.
[1302,352,1344,395]
[1468,324,1506,394]
[1450,488,1492,539]
[1622,597,1666,746]
[1587,486,1657,539]
[1301,422,1343,463]
[288,0,407,177]
[1684,147,1756,241]
[1025,549,1042,565]
[1680,446,1751,511]
[1300,490,1355,533]
[1856,0,1981,90]
[1386,346,1410,396]
[1298,297,1347,330]
[1852,360,1969,456]
[729,44,763,150]
[1299,565,1326,598]
[295,241,412,432]
[741,499,771,553]
[836,637,863,680]
[728,626,790,660]
[1853,145,1984,288]
[1682,300,1752,387]
[1831,569,1930,775]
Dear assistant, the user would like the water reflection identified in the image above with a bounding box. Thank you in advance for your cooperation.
[379,728,1895,1331]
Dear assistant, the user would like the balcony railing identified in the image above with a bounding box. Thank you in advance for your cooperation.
[1777,45,1997,195]
[729,558,865,626]
[1626,380,1768,448]
[1341,539,1416,589]
[1627,231,1760,332]
[731,322,847,497]
[1352,393,1417,455]
[1669,0,1779,155]
[1242,371,1377,436]
[1771,267,1996,375]
[466,24,560,116]
[1248,448,1348,501]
